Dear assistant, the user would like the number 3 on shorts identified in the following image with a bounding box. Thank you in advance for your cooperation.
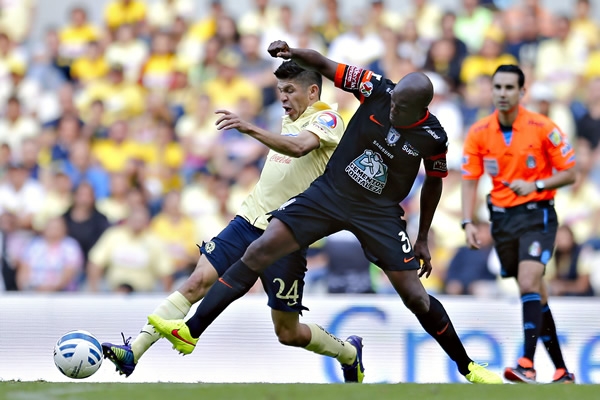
[398,231,411,253]
[273,278,299,306]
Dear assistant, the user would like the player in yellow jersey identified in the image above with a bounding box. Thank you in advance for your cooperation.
[102,60,366,382]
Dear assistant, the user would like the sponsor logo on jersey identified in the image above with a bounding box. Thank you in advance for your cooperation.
[386,127,401,146]
[402,142,419,157]
[204,241,216,254]
[360,81,373,97]
[561,143,572,157]
[345,150,388,194]
[548,128,562,147]
[529,241,541,257]
[526,155,536,169]
[344,66,363,90]
[432,159,447,172]
[316,112,338,129]
[269,153,292,164]
[423,126,440,140]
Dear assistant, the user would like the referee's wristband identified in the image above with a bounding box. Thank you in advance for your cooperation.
[461,219,473,230]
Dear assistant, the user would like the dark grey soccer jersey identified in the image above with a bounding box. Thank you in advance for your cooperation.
[310,63,449,211]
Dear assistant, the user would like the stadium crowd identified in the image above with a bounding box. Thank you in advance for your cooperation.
[0,0,598,297]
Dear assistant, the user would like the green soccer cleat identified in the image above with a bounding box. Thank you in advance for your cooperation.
[147,315,198,355]
[465,362,504,384]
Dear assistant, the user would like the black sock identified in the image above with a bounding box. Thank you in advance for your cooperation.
[521,293,542,363]
[540,303,567,370]
[186,260,259,338]
[415,295,473,376]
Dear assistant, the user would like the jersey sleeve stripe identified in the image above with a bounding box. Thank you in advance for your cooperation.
[334,63,346,89]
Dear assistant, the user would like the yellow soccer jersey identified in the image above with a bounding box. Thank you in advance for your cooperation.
[237,101,345,230]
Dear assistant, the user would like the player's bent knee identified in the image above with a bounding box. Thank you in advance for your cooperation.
[275,326,304,347]
[402,292,429,314]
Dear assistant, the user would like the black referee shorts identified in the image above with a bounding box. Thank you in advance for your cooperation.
[488,199,558,278]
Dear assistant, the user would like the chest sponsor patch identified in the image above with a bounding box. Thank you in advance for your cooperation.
[345,149,388,194]
[316,112,338,129]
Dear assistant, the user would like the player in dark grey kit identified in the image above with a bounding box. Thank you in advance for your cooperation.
[149,41,503,384]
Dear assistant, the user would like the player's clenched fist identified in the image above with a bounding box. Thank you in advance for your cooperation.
[268,40,292,59]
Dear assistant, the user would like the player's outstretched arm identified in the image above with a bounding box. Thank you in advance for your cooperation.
[414,175,443,277]
[216,109,320,157]
[268,40,338,82]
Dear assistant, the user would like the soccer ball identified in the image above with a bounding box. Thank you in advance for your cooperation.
[53,330,103,379]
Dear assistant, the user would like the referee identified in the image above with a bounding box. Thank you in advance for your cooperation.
[461,65,576,384]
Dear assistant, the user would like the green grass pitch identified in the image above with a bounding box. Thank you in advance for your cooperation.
[0,382,596,400]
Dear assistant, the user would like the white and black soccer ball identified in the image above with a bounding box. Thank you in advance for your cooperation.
[53,330,103,379]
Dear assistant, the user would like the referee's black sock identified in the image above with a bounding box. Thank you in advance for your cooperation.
[521,292,542,363]
[540,303,567,370]
[415,295,472,376]
[185,260,259,338]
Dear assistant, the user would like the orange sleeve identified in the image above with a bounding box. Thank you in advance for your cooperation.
[333,63,347,89]
[542,123,576,171]
[461,126,484,180]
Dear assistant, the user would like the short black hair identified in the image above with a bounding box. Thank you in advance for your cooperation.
[493,64,525,88]
[274,61,322,98]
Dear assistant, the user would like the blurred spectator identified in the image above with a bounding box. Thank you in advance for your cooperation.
[454,0,494,54]
[104,0,147,35]
[546,225,593,296]
[526,81,575,142]
[461,74,495,129]
[175,94,219,179]
[307,0,346,48]
[188,35,221,87]
[147,0,194,31]
[367,27,404,82]
[33,169,73,232]
[105,24,149,83]
[213,15,241,52]
[139,31,176,91]
[0,0,36,44]
[69,41,109,85]
[363,0,403,36]
[444,222,498,296]
[238,32,277,108]
[42,84,82,130]
[92,120,144,174]
[327,11,384,68]
[17,216,83,292]
[150,190,197,280]
[96,172,132,224]
[211,97,268,180]
[323,230,373,294]
[504,10,544,68]
[63,182,110,267]
[260,4,309,61]
[87,207,173,292]
[534,15,588,103]
[0,163,45,229]
[77,63,145,124]
[405,0,442,42]
[58,7,100,64]
[28,28,70,93]
[185,0,224,44]
[203,48,262,112]
[502,0,558,40]
[424,37,464,92]
[81,99,109,139]
[397,18,429,70]
[575,78,600,179]
[0,212,32,291]
[50,113,81,163]
[459,27,518,88]
[20,138,42,180]
[571,0,599,51]
[237,0,280,36]
[0,59,41,116]
[61,139,111,199]
[0,96,39,160]
[440,11,468,62]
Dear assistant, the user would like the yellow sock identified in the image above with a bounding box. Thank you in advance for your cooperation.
[131,291,192,362]
[305,323,357,365]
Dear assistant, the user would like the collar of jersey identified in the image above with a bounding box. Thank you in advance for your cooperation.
[395,110,430,130]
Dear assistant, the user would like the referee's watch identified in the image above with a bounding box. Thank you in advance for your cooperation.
[461,219,473,230]
[535,180,546,193]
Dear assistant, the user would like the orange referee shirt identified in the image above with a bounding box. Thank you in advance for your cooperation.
[462,106,576,208]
